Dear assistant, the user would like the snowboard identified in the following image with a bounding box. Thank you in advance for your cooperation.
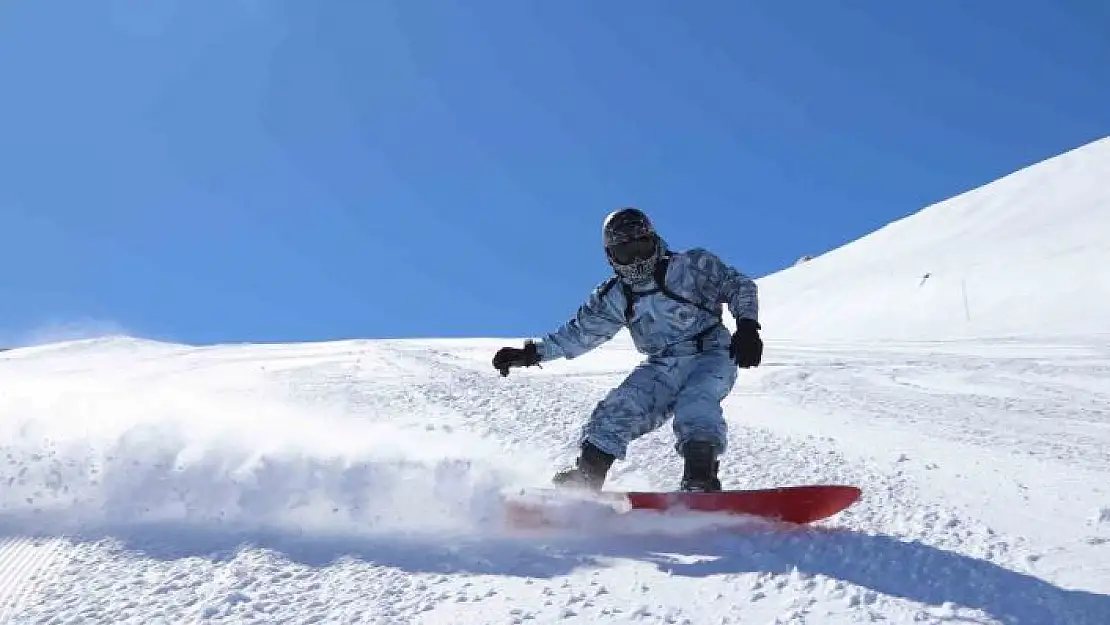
[504,484,861,529]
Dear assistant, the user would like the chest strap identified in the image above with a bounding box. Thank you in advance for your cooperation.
[621,254,721,322]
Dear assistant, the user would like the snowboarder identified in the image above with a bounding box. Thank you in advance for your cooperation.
[492,207,762,492]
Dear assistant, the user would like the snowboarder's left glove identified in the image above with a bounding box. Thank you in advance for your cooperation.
[729,318,762,368]
[493,340,541,376]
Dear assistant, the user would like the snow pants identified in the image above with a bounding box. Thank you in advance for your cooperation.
[581,348,738,460]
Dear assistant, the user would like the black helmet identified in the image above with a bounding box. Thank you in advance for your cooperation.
[603,207,661,283]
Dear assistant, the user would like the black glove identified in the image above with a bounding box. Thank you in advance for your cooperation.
[729,318,762,368]
[492,340,541,376]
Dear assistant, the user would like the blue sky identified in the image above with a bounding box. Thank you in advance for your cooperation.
[1,1,1108,345]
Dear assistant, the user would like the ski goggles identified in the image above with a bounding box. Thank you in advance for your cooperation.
[607,236,657,265]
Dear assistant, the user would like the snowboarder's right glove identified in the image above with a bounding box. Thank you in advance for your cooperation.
[492,340,541,376]
[729,318,763,368]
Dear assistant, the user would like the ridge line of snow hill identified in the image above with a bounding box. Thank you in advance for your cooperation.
[759,136,1110,340]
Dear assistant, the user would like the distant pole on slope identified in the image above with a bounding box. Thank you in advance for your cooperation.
[961,278,971,323]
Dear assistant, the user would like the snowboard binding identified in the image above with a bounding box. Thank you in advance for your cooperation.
[552,441,614,491]
[552,440,723,492]
[678,440,722,492]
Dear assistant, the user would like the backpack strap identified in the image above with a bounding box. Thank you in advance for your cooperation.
[621,281,640,321]
[653,254,721,319]
[593,275,633,322]
[617,253,721,323]
[597,275,620,299]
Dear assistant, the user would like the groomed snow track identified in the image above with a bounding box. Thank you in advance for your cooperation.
[1,336,1107,623]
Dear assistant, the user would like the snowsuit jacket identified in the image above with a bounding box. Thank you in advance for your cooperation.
[534,243,759,362]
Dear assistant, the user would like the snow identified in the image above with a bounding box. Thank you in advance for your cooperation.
[2,138,1110,622]
[760,137,1110,340]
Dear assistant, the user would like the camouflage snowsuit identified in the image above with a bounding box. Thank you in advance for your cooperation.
[533,243,759,459]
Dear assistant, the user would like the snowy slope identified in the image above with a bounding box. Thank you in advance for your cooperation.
[760,136,1110,340]
[1,334,1108,624]
[2,140,1110,623]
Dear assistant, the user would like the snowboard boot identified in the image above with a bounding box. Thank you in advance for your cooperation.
[552,441,615,492]
[679,440,722,492]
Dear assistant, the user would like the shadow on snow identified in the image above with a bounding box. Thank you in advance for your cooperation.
[5,518,1108,625]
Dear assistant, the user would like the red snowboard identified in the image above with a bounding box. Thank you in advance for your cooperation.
[625,485,861,524]
[504,485,861,528]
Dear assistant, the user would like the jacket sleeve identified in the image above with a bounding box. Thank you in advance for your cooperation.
[687,248,759,323]
[533,278,626,361]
